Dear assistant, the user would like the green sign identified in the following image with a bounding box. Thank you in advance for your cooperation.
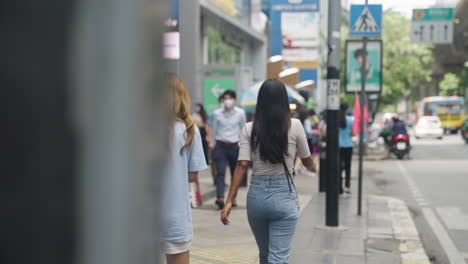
[345,40,382,93]
[203,78,235,115]
[412,8,453,21]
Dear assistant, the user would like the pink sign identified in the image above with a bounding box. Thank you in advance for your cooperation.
[164,32,180,60]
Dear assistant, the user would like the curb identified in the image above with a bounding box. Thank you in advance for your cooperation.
[372,195,431,264]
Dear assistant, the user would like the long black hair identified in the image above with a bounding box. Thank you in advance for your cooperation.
[196,103,208,123]
[340,103,349,129]
[250,79,290,164]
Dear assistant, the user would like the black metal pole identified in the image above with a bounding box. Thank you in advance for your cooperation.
[319,140,327,192]
[325,0,342,227]
[358,35,368,216]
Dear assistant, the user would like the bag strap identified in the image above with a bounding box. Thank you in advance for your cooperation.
[282,160,295,193]
[282,160,300,210]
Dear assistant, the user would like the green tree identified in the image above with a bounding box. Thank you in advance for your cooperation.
[207,26,240,64]
[439,73,461,96]
[458,68,468,97]
[379,11,433,108]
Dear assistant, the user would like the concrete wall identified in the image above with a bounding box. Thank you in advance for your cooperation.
[179,0,267,105]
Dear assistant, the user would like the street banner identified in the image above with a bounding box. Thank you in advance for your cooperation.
[203,78,235,115]
[345,39,382,93]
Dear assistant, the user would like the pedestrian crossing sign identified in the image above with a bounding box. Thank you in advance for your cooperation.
[350,4,382,37]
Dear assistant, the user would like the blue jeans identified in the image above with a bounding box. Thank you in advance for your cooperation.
[247,175,299,264]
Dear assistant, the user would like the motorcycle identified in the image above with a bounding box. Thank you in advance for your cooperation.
[390,134,410,160]
[461,118,468,144]
[462,127,468,144]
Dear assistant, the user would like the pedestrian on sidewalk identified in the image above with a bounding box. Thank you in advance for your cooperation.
[207,95,225,185]
[296,109,319,176]
[192,103,210,165]
[339,103,354,195]
[304,109,320,158]
[161,74,207,264]
[210,90,246,209]
[220,79,316,264]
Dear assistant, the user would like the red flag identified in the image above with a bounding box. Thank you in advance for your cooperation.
[353,96,361,135]
[352,96,369,135]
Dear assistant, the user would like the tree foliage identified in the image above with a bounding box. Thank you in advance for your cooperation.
[380,11,433,106]
[207,26,240,64]
[439,73,461,96]
[337,11,433,109]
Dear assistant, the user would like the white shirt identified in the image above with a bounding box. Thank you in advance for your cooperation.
[211,106,246,145]
[238,119,311,176]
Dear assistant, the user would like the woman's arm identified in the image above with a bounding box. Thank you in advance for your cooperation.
[301,156,316,172]
[205,125,212,145]
[220,160,249,225]
[225,160,249,204]
[188,171,198,182]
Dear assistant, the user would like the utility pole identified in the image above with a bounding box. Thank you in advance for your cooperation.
[325,0,342,227]
[357,0,369,217]
[358,35,367,216]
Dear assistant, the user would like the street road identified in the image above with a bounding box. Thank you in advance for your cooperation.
[366,134,468,264]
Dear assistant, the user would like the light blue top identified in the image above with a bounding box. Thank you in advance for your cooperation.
[339,116,354,148]
[211,106,246,145]
[161,122,207,242]
[304,118,313,137]
[207,112,215,126]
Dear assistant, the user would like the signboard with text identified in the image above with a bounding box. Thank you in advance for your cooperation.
[270,0,320,85]
[411,8,454,44]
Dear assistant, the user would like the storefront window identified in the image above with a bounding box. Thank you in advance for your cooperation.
[208,0,251,23]
[207,26,241,64]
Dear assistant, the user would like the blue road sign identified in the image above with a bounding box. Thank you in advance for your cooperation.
[350,4,382,37]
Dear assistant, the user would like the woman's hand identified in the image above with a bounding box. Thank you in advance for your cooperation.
[220,202,232,225]
[308,161,317,173]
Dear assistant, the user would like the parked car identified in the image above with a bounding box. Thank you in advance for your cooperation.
[461,118,468,144]
[414,116,444,140]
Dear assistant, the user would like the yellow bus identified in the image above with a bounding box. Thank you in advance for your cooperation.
[418,96,465,134]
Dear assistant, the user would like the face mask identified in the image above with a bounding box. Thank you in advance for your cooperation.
[224,99,234,109]
[195,106,201,113]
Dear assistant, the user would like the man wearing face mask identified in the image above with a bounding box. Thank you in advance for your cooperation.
[210,90,246,209]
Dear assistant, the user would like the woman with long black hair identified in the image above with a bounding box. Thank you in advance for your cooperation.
[192,103,210,165]
[339,103,354,195]
[220,79,316,264]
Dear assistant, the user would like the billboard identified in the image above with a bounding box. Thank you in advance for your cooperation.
[281,12,319,64]
[270,0,320,84]
[345,40,382,93]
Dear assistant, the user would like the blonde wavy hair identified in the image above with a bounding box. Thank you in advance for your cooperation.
[167,74,195,154]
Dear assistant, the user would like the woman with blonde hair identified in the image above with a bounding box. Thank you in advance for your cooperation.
[161,74,207,264]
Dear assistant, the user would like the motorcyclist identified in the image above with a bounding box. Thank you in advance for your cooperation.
[391,115,411,157]
[391,115,408,136]
[383,115,410,159]
[379,118,393,146]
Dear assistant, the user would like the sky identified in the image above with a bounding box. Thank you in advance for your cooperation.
[348,0,440,17]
